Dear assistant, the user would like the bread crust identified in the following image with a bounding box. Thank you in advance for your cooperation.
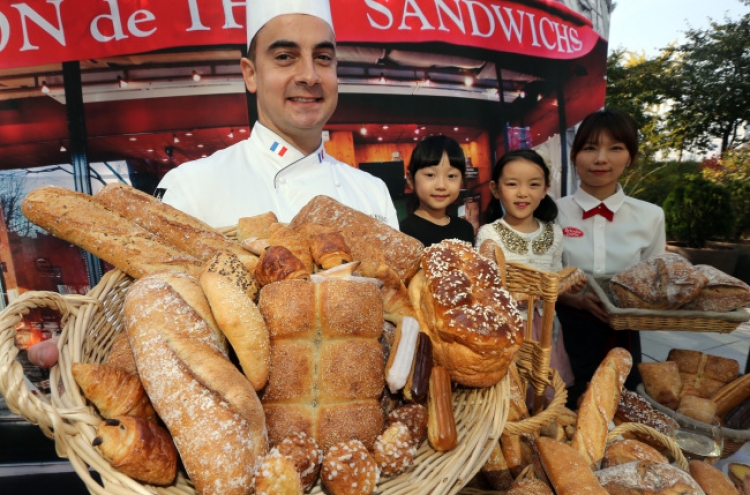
[124,274,268,495]
[94,182,257,269]
[21,186,203,279]
[536,436,608,495]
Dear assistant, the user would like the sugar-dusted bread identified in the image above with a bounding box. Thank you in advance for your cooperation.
[289,195,423,282]
[258,278,385,450]
[595,461,704,494]
[408,239,523,388]
[682,264,750,312]
[615,389,678,437]
[609,253,708,309]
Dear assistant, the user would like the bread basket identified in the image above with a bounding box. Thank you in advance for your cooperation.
[0,268,510,495]
[636,383,750,458]
[587,276,750,333]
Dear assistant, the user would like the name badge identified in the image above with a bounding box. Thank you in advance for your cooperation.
[563,227,584,238]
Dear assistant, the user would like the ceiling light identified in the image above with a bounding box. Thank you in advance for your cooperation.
[201,154,207,158]
[420,126,426,130]
[239,128,246,133]
[129,137,137,141]
[197,144,204,148]
[413,137,418,141]
[360,126,367,135]
[228,129,234,139]
[146,149,154,152]
[466,138,470,142]
[173,134,180,143]
[519,91,526,99]
[464,76,474,87]
[185,131,193,136]
[537,94,543,102]
[40,81,50,94]
[377,137,383,141]
[192,71,201,82]
[383,125,389,130]
[118,76,128,88]
[414,129,420,134]
[454,127,459,131]
[59,142,66,152]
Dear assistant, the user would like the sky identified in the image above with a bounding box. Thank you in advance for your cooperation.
[607,0,749,56]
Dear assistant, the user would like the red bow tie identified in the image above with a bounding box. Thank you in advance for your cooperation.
[582,203,614,221]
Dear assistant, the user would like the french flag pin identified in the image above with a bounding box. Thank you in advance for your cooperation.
[270,142,288,157]
[317,150,325,163]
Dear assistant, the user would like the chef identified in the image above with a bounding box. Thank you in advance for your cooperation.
[155,0,399,229]
[29,0,399,370]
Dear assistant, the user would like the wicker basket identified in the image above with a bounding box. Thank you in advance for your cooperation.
[587,276,750,333]
[606,422,689,471]
[636,383,750,458]
[0,269,510,495]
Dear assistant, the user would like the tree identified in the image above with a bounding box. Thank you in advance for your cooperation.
[664,9,750,152]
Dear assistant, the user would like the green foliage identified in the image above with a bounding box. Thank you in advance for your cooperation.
[621,160,701,205]
[663,175,736,248]
[701,147,750,239]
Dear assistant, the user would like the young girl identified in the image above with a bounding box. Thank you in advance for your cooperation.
[400,135,475,246]
[556,108,666,406]
[476,149,581,390]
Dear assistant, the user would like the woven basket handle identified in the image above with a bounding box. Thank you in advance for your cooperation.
[607,422,689,471]
[0,290,102,441]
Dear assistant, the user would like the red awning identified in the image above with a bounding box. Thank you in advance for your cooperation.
[0,0,602,70]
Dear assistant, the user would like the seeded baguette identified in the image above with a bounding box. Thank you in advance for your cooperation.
[21,186,203,279]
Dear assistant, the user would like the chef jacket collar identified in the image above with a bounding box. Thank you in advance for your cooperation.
[250,123,328,188]
[572,183,625,214]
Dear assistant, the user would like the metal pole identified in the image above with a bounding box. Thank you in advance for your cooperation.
[62,61,103,287]
[556,83,569,197]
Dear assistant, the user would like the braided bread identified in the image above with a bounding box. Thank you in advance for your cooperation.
[408,239,523,388]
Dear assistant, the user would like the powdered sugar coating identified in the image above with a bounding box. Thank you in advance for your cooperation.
[321,440,379,495]
[372,422,416,476]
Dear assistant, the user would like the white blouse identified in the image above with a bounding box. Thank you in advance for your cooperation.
[475,218,564,272]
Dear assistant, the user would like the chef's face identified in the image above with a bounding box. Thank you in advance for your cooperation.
[241,14,338,153]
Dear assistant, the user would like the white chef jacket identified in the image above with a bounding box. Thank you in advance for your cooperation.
[556,185,666,278]
[156,123,399,229]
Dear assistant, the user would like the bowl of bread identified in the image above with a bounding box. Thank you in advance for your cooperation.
[587,253,750,333]
[0,186,524,495]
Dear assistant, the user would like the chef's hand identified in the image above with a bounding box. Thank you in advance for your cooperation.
[558,291,610,323]
[27,336,59,368]
[568,277,588,294]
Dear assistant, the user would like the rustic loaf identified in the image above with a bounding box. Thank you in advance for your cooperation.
[258,278,385,451]
[94,182,258,270]
[594,460,704,495]
[408,239,524,387]
[21,186,203,279]
[289,195,423,282]
[639,361,683,410]
[682,264,750,312]
[609,253,708,309]
[124,274,268,495]
[688,460,739,495]
[668,349,740,384]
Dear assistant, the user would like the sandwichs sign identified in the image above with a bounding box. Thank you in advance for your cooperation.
[0,0,600,70]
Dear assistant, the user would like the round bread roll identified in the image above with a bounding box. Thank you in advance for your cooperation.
[254,448,303,495]
[601,439,668,468]
[688,460,738,495]
[595,460,704,495]
[275,432,322,490]
[373,422,415,476]
[321,440,379,495]
[386,404,428,448]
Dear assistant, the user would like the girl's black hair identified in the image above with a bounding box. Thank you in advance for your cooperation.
[570,107,639,164]
[407,135,466,211]
[484,149,558,224]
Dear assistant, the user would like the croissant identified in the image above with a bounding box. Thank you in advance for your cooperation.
[269,223,314,273]
[71,362,157,421]
[254,245,310,286]
[93,416,178,485]
[357,260,416,324]
[309,231,353,269]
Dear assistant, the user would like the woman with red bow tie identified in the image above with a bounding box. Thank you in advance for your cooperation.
[556,108,666,407]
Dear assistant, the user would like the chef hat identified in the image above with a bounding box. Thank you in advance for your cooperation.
[246,0,334,47]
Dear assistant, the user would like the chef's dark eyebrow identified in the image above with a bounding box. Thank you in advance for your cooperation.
[266,40,335,52]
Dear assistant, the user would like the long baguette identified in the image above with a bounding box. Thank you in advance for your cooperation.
[21,186,203,279]
[95,183,258,270]
[124,273,268,495]
[571,347,632,468]
[536,436,608,495]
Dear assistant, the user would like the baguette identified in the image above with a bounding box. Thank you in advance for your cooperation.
[536,436,608,495]
[571,347,632,468]
[124,274,268,495]
[21,186,203,279]
[200,253,270,391]
[95,182,258,270]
